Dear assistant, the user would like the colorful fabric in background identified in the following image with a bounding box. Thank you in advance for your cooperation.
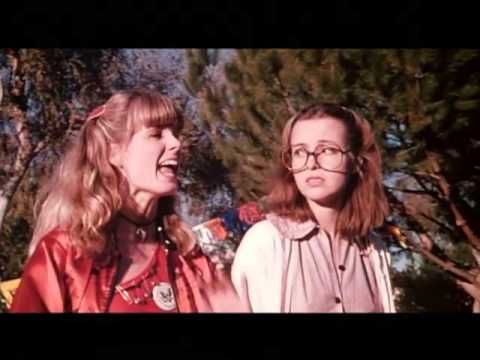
[0,278,21,308]
[192,202,265,265]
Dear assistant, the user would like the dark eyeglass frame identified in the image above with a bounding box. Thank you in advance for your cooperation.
[282,145,352,173]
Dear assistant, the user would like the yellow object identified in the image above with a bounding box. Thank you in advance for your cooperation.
[385,224,409,249]
[0,278,21,309]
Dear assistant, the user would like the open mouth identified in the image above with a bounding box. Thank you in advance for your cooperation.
[157,159,178,176]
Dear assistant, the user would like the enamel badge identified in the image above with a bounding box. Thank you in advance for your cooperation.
[152,282,176,311]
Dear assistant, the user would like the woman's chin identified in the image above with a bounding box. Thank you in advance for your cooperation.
[304,192,342,208]
[302,189,329,201]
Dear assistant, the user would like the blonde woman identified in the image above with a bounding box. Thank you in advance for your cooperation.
[11,89,216,313]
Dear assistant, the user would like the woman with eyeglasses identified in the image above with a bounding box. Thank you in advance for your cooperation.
[231,103,395,312]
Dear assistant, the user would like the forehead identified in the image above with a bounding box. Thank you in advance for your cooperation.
[130,115,178,136]
[290,116,348,147]
[124,125,164,146]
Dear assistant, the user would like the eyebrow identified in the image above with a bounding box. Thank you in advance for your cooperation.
[145,126,167,133]
[291,140,342,148]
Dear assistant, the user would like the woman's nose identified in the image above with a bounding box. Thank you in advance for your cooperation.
[306,153,318,170]
[166,131,181,152]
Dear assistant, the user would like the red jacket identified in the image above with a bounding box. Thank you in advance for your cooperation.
[10,228,215,313]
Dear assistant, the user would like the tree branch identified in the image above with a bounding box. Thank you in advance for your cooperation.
[417,211,457,238]
[417,245,477,283]
[385,225,478,284]
[386,178,480,310]
[385,185,437,196]
[428,153,480,251]
[410,172,444,202]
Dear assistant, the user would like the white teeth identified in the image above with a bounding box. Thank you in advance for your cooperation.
[158,159,178,166]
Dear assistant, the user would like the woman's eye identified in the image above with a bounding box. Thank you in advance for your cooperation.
[292,148,306,157]
[321,147,340,155]
[150,128,167,138]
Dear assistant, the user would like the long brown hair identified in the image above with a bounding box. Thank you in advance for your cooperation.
[266,103,389,239]
[31,89,192,257]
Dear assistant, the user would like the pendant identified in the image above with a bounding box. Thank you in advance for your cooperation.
[136,227,147,242]
[152,282,176,311]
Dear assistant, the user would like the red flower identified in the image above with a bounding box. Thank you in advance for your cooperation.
[238,202,265,225]
[204,218,228,241]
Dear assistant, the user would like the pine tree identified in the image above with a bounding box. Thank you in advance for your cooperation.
[181,49,236,219]
[186,49,480,311]
[185,49,345,203]
[336,49,480,302]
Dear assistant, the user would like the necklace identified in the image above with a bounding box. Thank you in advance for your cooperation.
[118,213,160,242]
[117,212,177,250]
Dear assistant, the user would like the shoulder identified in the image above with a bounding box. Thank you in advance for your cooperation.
[30,228,75,264]
[235,219,282,259]
[37,228,72,252]
[232,219,285,288]
[20,228,76,283]
[242,219,281,245]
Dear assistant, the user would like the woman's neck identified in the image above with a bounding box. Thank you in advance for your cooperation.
[121,192,159,224]
[113,194,160,250]
[306,198,340,238]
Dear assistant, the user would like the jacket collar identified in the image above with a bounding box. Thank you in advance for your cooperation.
[265,213,320,241]
[265,212,376,256]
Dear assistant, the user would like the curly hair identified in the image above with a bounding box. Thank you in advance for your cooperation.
[31,89,192,257]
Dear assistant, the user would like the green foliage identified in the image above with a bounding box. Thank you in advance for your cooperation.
[0,49,122,296]
[186,49,480,311]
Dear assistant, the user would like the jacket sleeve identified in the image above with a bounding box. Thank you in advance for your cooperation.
[231,220,282,312]
[10,230,69,313]
[170,243,216,312]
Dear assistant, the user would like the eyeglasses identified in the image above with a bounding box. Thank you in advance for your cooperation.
[282,145,351,172]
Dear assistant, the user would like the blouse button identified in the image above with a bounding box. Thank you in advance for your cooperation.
[335,297,342,304]
[338,265,346,271]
